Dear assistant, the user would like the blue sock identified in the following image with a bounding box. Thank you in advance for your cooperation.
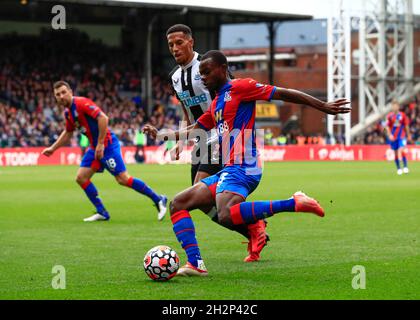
[171,210,202,268]
[395,158,401,170]
[231,199,296,225]
[402,156,408,168]
[128,177,161,204]
[82,180,106,213]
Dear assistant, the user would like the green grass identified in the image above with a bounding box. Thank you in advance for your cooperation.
[0,162,419,300]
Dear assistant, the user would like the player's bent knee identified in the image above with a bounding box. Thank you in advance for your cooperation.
[115,174,130,186]
[217,208,233,227]
[218,214,233,227]
[75,175,88,185]
[169,201,176,215]
[169,198,185,215]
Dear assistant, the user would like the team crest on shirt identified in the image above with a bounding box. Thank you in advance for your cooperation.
[194,73,201,81]
[224,91,232,102]
[173,78,179,84]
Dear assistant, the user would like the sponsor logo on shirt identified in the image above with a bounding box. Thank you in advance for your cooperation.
[224,91,232,102]
[178,90,208,107]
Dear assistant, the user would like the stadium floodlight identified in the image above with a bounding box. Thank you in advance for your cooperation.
[327,0,352,146]
[329,0,415,143]
[352,0,414,139]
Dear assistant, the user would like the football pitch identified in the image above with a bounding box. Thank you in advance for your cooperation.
[0,162,419,300]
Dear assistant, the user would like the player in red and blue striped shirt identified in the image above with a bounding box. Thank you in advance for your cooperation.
[144,51,351,276]
[385,100,412,175]
[42,81,167,222]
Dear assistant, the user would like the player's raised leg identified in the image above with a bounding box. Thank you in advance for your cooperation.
[115,171,167,221]
[227,191,324,225]
[170,182,216,277]
[216,190,324,262]
[76,167,110,222]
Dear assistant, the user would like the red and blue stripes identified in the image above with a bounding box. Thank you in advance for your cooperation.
[213,81,260,168]
[171,210,202,267]
[389,112,407,140]
[80,179,106,213]
[127,176,161,205]
[230,199,296,225]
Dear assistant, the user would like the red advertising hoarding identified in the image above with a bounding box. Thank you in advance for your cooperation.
[261,145,420,162]
[1,145,420,166]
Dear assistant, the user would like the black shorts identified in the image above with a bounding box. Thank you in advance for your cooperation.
[190,144,223,185]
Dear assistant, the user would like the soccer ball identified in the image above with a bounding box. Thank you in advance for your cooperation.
[143,245,180,281]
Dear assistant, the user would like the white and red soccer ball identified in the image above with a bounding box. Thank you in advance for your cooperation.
[143,245,180,281]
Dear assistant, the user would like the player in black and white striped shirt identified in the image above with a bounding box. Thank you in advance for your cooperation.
[167,25,220,185]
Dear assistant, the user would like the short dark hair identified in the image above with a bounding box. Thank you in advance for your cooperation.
[166,24,192,37]
[201,50,228,66]
[53,80,71,90]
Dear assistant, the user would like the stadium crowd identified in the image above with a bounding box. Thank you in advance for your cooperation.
[353,98,420,146]
[1,29,419,148]
[262,98,420,146]
[0,29,180,148]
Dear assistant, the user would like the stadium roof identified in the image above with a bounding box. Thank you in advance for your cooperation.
[58,0,313,21]
[2,0,312,24]
[2,0,315,112]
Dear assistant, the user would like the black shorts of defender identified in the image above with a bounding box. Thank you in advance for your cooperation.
[190,143,223,185]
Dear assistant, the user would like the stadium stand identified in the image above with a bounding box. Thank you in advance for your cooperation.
[1,29,419,148]
[0,29,180,148]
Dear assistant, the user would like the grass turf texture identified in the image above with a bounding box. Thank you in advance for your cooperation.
[0,162,419,300]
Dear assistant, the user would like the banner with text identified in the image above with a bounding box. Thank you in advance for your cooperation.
[1,145,420,167]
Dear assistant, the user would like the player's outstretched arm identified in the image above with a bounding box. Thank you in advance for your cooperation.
[143,123,200,141]
[385,125,394,142]
[142,124,159,139]
[41,130,73,157]
[95,113,109,160]
[273,88,351,115]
